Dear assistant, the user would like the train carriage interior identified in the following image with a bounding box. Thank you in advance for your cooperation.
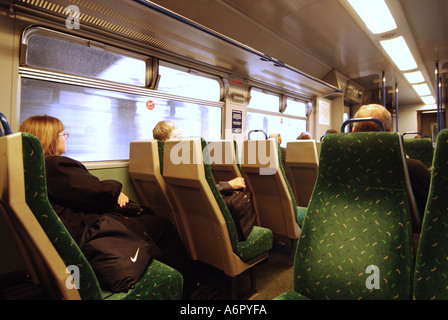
[0,0,448,307]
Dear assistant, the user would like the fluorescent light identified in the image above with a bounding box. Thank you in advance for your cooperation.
[413,83,431,96]
[404,71,425,84]
[347,0,397,34]
[380,36,418,71]
[421,95,436,105]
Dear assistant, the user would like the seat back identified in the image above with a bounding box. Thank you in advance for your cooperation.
[285,140,319,207]
[162,138,270,277]
[293,132,415,299]
[208,140,242,183]
[241,138,300,240]
[129,139,189,252]
[1,133,184,300]
[0,133,101,300]
[129,140,178,225]
[0,198,63,299]
[162,138,241,270]
[402,138,434,168]
[414,129,448,299]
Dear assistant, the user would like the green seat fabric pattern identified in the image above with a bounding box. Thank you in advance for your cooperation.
[296,206,307,228]
[202,139,273,262]
[273,290,309,300]
[101,259,182,300]
[157,139,164,175]
[22,132,103,300]
[414,129,448,300]
[233,140,243,175]
[22,133,183,300]
[403,138,433,168]
[276,140,305,227]
[284,132,415,300]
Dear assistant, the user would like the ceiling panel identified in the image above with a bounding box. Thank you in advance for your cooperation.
[11,0,446,107]
[11,0,340,99]
[149,0,446,107]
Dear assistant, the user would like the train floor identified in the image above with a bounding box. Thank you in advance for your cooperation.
[0,241,295,301]
[192,240,295,300]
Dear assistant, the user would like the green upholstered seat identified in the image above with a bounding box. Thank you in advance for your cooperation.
[414,129,448,299]
[202,139,273,262]
[276,140,308,227]
[275,132,415,300]
[129,140,181,230]
[208,140,243,183]
[22,132,183,300]
[295,206,307,228]
[241,139,301,241]
[234,140,243,174]
[101,260,182,300]
[403,138,434,168]
[285,140,319,209]
[162,137,272,299]
[157,140,164,174]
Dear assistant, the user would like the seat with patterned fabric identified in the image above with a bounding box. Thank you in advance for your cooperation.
[402,136,434,169]
[129,140,186,243]
[413,129,448,299]
[275,132,415,300]
[162,138,273,299]
[208,140,242,183]
[0,132,183,300]
[241,138,304,240]
[285,140,319,208]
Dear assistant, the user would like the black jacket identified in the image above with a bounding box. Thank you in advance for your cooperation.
[45,155,123,243]
[406,158,431,222]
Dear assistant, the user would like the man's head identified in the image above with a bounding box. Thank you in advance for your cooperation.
[352,104,391,132]
[296,131,311,140]
[153,120,179,142]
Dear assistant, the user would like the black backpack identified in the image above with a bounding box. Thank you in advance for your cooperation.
[79,213,154,293]
[223,188,257,242]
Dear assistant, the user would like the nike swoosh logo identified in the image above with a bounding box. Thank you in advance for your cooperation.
[130,247,140,263]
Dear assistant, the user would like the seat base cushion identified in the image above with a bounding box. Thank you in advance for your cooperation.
[273,290,309,300]
[102,259,183,300]
[236,226,273,262]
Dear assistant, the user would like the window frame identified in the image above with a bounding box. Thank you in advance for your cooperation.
[247,86,309,120]
[19,27,224,165]
[158,60,225,102]
[21,26,155,88]
[246,86,310,144]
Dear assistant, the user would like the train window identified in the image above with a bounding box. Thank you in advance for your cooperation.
[247,88,280,112]
[25,32,147,86]
[20,78,222,162]
[158,64,221,101]
[20,29,223,162]
[246,113,307,145]
[283,99,307,118]
[247,88,307,146]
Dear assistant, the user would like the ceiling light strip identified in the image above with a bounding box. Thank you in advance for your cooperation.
[345,0,435,105]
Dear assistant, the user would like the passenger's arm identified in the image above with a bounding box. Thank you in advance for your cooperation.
[45,155,123,212]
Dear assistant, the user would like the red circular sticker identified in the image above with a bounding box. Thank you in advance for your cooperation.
[146,100,155,110]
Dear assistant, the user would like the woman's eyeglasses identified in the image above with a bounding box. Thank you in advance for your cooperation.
[58,132,69,139]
